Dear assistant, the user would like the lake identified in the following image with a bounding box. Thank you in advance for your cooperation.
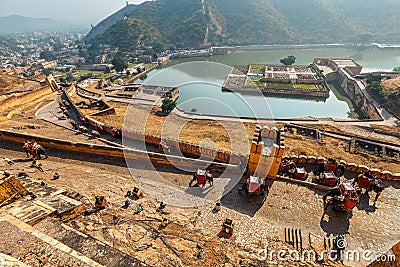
[137,47,400,119]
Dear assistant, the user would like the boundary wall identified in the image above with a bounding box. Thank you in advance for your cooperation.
[63,85,248,165]
[0,129,233,174]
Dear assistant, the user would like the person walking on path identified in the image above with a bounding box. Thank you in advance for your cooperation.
[31,160,44,172]
[2,157,14,165]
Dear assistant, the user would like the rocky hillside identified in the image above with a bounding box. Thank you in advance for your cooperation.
[85,0,400,50]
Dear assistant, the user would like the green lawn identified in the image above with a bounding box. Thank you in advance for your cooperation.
[265,82,294,89]
[293,83,318,90]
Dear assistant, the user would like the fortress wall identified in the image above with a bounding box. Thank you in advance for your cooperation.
[337,68,381,120]
[282,154,399,181]
[62,87,247,165]
[0,129,232,174]
[314,58,381,120]
[0,86,52,112]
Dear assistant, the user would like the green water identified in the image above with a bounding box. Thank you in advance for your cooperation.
[139,47,400,119]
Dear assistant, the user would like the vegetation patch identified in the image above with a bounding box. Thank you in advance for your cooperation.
[293,83,318,90]
[265,82,294,89]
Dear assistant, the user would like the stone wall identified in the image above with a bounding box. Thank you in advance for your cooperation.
[337,68,381,119]
[63,86,247,165]
[0,129,232,174]
[314,58,381,120]
[0,85,52,113]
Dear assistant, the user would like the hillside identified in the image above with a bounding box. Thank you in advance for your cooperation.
[0,15,71,34]
[380,76,400,117]
[85,0,400,50]
[332,0,400,43]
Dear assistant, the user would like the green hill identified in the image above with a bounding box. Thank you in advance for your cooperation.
[85,0,400,51]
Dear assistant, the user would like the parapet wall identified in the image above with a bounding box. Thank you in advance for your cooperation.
[62,86,247,165]
[0,129,233,174]
[285,154,399,181]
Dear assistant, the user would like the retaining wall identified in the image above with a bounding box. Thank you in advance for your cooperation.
[0,86,52,112]
[328,68,381,120]
[0,129,232,174]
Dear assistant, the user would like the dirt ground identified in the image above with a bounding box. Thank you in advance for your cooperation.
[0,73,42,95]
[1,77,399,266]
[0,144,345,267]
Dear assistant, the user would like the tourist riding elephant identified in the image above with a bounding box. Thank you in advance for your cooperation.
[23,141,48,160]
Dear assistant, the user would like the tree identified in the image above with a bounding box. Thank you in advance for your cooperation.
[65,74,75,82]
[152,40,166,53]
[42,68,52,76]
[111,57,128,73]
[161,98,176,113]
[280,55,296,66]
[40,50,55,61]
[393,66,400,72]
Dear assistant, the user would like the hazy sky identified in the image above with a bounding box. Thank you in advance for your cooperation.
[0,0,147,25]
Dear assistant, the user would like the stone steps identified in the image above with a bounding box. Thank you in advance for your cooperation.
[34,218,147,267]
[0,176,85,225]
[1,198,54,225]
[0,215,103,266]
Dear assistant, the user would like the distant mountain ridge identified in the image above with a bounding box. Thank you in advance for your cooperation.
[0,15,71,34]
[85,0,400,50]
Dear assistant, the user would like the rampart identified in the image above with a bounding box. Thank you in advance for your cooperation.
[313,58,381,120]
[222,84,329,98]
[285,123,400,158]
[0,129,234,174]
[337,69,381,119]
[62,86,247,165]
[0,85,52,112]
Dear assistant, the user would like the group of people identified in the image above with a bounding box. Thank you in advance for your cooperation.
[189,169,214,187]
[23,141,48,159]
